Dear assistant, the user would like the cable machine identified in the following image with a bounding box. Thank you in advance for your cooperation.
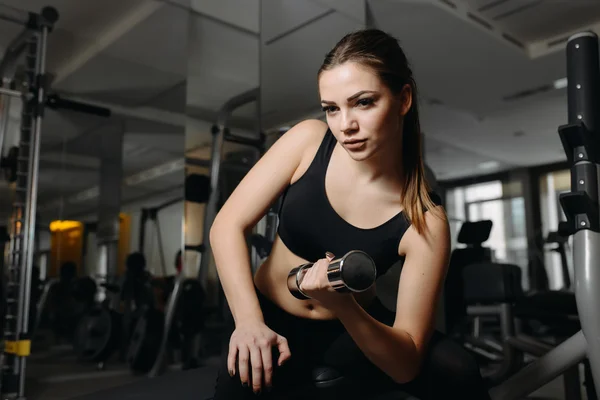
[0,6,57,399]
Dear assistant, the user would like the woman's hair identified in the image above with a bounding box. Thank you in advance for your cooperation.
[318,29,445,234]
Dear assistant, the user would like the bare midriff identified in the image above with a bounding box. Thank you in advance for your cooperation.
[253,235,376,320]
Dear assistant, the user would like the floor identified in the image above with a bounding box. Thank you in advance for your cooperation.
[19,338,592,400]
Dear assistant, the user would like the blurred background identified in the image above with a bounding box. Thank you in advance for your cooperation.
[0,0,596,399]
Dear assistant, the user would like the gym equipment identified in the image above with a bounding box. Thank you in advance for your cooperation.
[482,31,600,399]
[127,306,164,374]
[287,250,377,300]
[0,7,58,398]
[545,227,572,290]
[73,301,122,365]
[146,245,207,377]
[197,88,265,293]
[139,197,183,276]
[444,220,493,335]
[73,269,155,367]
[127,276,205,374]
[185,173,210,204]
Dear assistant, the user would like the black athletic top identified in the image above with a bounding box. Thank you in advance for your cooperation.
[277,129,442,277]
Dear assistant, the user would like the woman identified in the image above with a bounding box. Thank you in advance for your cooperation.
[209,29,490,399]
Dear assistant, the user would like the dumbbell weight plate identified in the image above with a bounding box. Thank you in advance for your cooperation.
[74,306,121,362]
[127,307,164,374]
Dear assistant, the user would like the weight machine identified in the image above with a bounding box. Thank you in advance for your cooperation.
[0,6,57,399]
[139,197,183,277]
[485,31,600,400]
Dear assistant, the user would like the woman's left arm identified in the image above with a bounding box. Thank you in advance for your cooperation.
[331,208,451,383]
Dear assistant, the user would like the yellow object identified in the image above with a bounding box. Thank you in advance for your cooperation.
[49,213,131,277]
[5,340,30,356]
[49,220,83,277]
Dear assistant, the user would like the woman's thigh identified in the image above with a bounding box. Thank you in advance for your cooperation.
[212,346,310,399]
[322,329,491,400]
[212,289,322,399]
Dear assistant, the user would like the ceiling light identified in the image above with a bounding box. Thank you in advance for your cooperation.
[553,77,568,90]
[478,161,499,170]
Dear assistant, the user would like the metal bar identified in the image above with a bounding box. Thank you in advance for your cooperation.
[19,25,49,397]
[45,94,111,117]
[489,331,587,400]
[0,5,30,26]
[0,92,12,160]
[466,304,503,316]
[0,87,23,99]
[198,88,259,284]
[154,217,167,276]
[148,269,187,377]
[0,28,31,79]
[138,209,148,253]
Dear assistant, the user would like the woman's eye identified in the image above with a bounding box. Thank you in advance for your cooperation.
[356,98,374,107]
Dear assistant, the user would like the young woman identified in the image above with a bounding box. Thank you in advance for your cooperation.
[209,29,490,399]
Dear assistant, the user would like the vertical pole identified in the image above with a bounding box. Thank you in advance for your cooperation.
[96,124,123,304]
[562,32,600,395]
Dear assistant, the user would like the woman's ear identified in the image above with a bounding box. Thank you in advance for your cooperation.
[399,83,413,116]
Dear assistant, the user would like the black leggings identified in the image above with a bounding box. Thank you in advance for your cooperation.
[212,288,490,399]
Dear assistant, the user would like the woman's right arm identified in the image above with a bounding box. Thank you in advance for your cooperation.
[209,119,327,391]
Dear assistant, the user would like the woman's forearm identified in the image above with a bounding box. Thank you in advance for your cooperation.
[210,223,264,325]
[335,299,421,383]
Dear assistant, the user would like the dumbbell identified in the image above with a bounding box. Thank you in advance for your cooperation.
[287,250,377,300]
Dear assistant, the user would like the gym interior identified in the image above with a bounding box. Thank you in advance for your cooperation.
[0,1,598,399]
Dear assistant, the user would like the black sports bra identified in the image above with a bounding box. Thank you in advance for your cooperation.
[277,129,442,277]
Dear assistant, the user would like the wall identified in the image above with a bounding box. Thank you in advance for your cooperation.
[76,191,185,278]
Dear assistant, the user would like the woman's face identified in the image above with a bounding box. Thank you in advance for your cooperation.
[318,62,411,161]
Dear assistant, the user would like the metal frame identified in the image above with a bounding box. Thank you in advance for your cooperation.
[0,5,59,399]
[487,31,600,400]
[138,197,183,277]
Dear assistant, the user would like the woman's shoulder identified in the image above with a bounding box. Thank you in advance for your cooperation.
[283,119,329,184]
[285,119,328,141]
[283,119,329,157]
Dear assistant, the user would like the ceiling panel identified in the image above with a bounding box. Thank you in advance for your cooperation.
[53,53,183,107]
[186,14,259,113]
[260,10,364,128]
[102,4,189,77]
[191,0,260,34]
[463,0,600,42]
[369,0,566,117]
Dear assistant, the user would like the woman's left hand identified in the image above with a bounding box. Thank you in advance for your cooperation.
[299,252,354,310]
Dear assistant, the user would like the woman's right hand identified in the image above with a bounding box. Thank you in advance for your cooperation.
[227,321,292,393]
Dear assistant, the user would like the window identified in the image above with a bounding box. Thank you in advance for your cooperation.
[446,179,528,288]
[539,169,572,291]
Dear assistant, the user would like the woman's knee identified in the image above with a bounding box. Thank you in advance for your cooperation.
[426,331,482,380]
[423,331,490,399]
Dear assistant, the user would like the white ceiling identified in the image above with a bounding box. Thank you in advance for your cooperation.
[0,0,597,222]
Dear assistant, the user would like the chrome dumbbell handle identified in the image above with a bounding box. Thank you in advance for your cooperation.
[287,251,377,300]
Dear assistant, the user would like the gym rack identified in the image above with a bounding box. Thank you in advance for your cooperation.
[0,5,58,399]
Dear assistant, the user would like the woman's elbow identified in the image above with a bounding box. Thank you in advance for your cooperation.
[208,216,243,246]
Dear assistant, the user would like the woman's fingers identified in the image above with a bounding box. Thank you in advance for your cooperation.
[237,346,250,386]
[249,345,263,394]
[227,342,237,376]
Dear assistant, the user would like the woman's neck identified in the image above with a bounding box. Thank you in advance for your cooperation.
[346,141,405,188]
